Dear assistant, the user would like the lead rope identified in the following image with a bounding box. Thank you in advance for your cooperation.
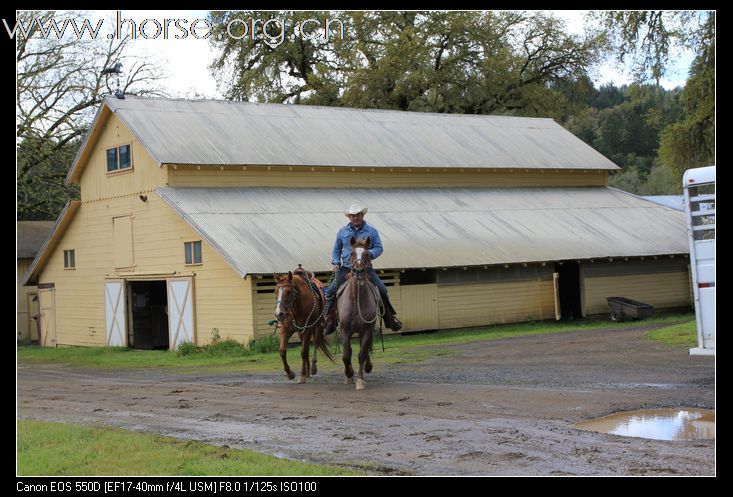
[357,279,385,352]
[356,279,382,324]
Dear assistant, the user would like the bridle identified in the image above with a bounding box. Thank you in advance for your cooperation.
[350,247,372,285]
[274,280,298,321]
[274,275,324,332]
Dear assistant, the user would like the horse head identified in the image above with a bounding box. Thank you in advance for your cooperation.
[273,271,297,322]
[349,236,372,285]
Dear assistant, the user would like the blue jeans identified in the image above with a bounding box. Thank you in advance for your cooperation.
[324,267,395,314]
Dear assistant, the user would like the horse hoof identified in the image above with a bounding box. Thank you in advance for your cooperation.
[356,379,366,390]
[298,376,306,384]
[311,365,318,375]
[365,363,373,373]
[344,377,353,385]
[287,371,296,380]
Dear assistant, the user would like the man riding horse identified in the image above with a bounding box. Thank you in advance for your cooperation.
[323,204,403,335]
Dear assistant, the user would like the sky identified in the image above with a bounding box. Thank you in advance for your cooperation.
[29,10,697,99]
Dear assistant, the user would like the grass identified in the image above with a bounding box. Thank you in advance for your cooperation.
[17,419,362,476]
[645,318,698,348]
[17,313,696,372]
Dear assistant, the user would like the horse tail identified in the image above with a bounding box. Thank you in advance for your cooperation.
[314,322,335,362]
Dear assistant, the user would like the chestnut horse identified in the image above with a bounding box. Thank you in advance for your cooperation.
[273,269,333,383]
[336,237,382,390]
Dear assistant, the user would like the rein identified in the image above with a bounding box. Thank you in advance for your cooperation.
[350,258,383,324]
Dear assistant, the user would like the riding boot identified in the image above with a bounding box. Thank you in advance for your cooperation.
[380,295,403,332]
[324,300,338,336]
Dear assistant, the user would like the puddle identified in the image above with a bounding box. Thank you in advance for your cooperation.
[576,408,715,441]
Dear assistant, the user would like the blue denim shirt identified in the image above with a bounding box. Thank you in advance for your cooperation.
[331,221,383,268]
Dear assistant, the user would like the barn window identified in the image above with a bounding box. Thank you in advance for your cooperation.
[400,269,436,285]
[63,249,75,269]
[106,144,132,172]
[184,241,202,265]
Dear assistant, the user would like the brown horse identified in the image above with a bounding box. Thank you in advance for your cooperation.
[273,269,333,383]
[336,237,382,390]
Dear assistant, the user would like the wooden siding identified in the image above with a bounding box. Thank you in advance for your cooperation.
[437,278,556,329]
[17,259,38,341]
[35,193,255,347]
[168,167,608,188]
[78,113,167,201]
[582,270,693,316]
[399,284,438,331]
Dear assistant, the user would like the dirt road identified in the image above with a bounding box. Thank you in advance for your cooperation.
[17,325,715,475]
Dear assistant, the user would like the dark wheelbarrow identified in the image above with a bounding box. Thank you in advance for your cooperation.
[606,297,654,322]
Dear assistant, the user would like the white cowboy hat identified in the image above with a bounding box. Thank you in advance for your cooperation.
[344,204,368,215]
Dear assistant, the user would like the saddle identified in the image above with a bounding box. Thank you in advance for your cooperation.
[293,266,325,307]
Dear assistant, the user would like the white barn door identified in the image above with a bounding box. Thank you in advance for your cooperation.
[105,280,128,347]
[167,277,196,350]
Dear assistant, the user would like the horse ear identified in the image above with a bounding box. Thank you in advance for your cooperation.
[273,272,280,281]
[366,236,372,248]
[350,236,357,247]
[287,271,293,281]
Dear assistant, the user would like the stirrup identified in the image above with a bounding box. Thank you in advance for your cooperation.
[390,316,403,332]
[325,321,337,336]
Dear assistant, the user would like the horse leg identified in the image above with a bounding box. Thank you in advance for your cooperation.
[279,327,296,380]
[342,329,354,384]
[311,332,318,376]
[298,335,310,384]
[356,331,371,390]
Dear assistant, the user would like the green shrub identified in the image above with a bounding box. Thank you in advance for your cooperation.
[205,338,249,357]
[176,342,198,357]
[247,334,280,354]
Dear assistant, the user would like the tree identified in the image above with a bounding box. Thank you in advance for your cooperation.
[208,11,604,116]
[590,10,703,85]
[590,11,714,185]
[16,10,166,220]
[17,136,80,220]
[658,13,715,178]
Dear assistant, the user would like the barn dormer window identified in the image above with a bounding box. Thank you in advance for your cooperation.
[106,144,132,173]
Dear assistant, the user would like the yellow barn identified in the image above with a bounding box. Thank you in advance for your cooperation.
[23,96,692,349]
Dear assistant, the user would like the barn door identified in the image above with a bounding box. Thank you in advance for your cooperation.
[167,277,196,350]
[38,288,56,347]
[553,272,561,321]
[27,293,40,341]
[105,280,128,347]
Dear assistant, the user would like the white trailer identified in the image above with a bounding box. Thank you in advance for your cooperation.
[683,166,715,355]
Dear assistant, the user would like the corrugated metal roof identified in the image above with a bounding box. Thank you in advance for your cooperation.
[22,201,82,286]
[156,187,687,277]
[17,221,56,259]
[104,96,619,170]
[641,195,685,211]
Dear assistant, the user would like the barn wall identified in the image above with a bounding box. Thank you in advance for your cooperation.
[35,193,255,347]
[437,278,556,329]
[581,258,692,316]
[79,113,167,202]
[168,167,608,188]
